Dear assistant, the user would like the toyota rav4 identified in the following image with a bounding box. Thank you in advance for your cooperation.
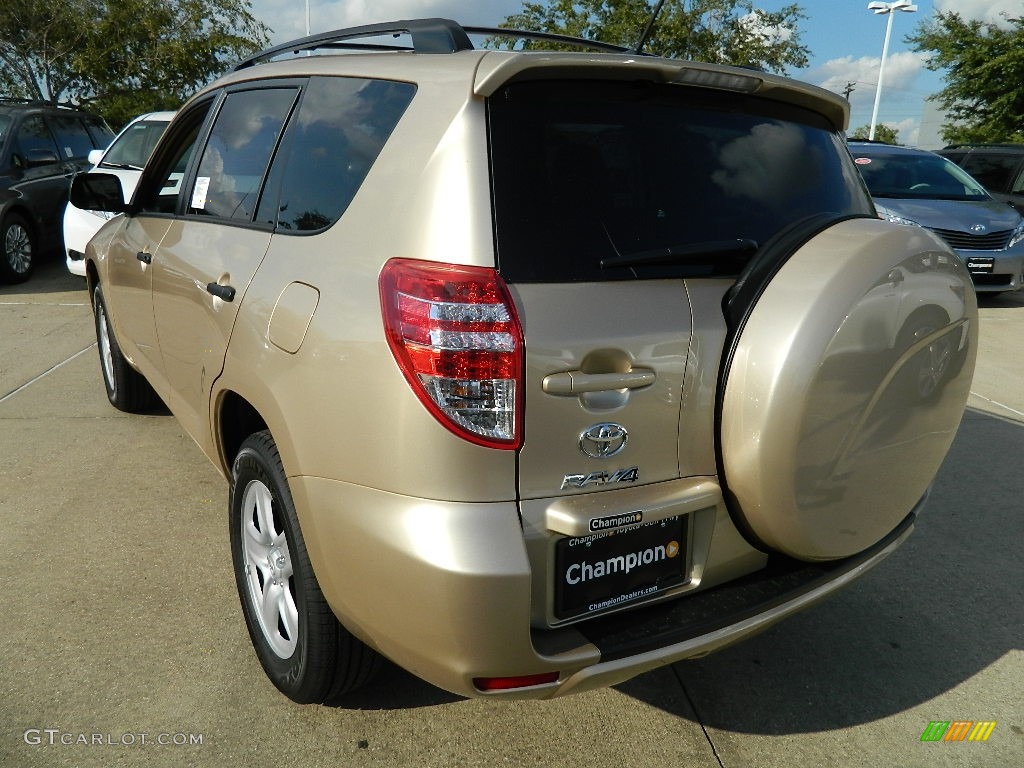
[70,19,976,702]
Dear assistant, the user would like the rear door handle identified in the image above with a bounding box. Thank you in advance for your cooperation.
[206,282,236,302]
[136,251,152,264]
[542,369,656,395]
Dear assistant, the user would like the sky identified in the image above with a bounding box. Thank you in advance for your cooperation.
[246,0,1024,148]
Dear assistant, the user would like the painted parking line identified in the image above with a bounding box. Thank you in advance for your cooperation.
[968,391,1024,421]
[0,344,96,404]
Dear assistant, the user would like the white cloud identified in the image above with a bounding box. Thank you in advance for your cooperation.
[252,0,523,44]
[811,51,928,110]
[934,0,1024,26]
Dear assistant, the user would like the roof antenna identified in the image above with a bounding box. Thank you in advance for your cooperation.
[633,0,668,54]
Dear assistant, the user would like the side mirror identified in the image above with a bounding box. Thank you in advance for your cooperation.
[87,148,105,166]
[70,172,128,214]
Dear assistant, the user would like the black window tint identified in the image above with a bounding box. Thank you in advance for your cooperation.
[83,116,115,147]
[135,103,212,215]
[1011,165,1024,195]
[49,115,96,160]
[961,154,1021,193]
[189,88,297,221]
[16,115,59,162]
[102,120,170,169]
[260,76,415,231]
[489,81,871,282]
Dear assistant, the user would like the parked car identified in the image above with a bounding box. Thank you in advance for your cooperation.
[0,100,114,283]
[64,111,174,276]
[938,143,1024,214]
[70,19,976,703]
[850,141,1024,293]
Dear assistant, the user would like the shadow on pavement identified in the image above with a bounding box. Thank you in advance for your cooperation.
[329,660,463,710]
[0,253,87,299]
[620,407,1022,732]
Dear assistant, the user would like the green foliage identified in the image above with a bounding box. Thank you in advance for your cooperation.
[0,0,269,129]
[849,124,899,144]
[909,12,1024,145]
[498,0,810,74]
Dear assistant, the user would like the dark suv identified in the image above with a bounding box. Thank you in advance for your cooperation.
[938,144,1024,215]
[0,100,114,283]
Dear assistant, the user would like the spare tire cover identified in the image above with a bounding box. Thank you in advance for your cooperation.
[719,217,977,561]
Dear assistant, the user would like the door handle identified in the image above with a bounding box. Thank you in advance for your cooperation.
[136,251,152,264]
[206,282,236,302]
[542,369,656,395]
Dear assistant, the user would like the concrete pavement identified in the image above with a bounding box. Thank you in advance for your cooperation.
[2,258,1021,767]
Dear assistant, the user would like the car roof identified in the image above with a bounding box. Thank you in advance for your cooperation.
[847,142,938,158]
[188,18,851,131]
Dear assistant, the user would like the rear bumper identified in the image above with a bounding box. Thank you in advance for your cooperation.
[290,475,918,699]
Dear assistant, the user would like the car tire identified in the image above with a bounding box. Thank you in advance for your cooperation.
[230,430,380,703]
[92,285,159,412]
[0,212,35,284]
[894,309,956,401]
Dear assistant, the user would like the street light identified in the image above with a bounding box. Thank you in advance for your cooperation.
[867,0,917,141]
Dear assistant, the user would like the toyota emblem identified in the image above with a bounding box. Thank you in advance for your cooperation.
[579,423,628,458]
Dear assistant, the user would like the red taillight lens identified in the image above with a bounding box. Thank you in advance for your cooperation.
[379,258,523,449]
[473,672,560,691]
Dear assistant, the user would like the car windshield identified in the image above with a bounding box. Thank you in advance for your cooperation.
[853,150,989,201]
[0,114,10,144]
[101,119,170,169]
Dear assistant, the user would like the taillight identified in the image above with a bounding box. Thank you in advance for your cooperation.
[379,258,524,450]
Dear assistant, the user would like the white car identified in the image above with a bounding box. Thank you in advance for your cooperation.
[64,111,174,276]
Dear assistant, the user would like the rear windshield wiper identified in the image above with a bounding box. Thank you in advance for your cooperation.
[600,238,758,269]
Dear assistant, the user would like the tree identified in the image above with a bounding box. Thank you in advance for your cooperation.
[909,11,1024,145]
[0,0,269,129]
[849,124,899,145]
[498,0,810,74]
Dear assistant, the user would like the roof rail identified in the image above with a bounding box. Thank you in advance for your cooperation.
[0,98,85,111]
[234,18,630,70]
[941,143,1024,150]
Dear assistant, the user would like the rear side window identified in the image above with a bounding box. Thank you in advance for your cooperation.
[257,76,416,232]
[49,115,97,160]
[489,80,871,282]
[189,87,299,221]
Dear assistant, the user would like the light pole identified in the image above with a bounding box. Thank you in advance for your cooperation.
[867,1,917,141]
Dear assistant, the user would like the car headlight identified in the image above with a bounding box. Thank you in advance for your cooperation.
[1009,221,1024,249]
[874,204,921,228]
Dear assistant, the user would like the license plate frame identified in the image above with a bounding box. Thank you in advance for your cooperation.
[554,515,688,621]
[965,256,995,274]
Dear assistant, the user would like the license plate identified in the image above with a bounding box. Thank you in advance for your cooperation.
[965,257,994,274]
[554,515,687,620]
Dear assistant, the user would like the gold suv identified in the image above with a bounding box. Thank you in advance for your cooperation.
[70,19,977,702]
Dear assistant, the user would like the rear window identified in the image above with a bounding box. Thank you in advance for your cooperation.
[959,153,1024,193]
[488,80,870,282]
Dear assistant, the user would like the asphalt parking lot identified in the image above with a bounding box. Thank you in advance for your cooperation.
[2,255,1022,768]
